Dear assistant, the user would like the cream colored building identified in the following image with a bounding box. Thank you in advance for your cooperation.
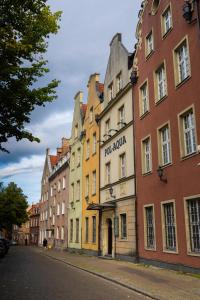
[99,33,136,260]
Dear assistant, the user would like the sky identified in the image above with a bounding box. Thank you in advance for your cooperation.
[0,0,141,203]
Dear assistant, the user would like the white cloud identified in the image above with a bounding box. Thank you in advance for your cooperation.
[0,155,45,179]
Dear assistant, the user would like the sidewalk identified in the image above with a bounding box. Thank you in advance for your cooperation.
[35,248,200,300]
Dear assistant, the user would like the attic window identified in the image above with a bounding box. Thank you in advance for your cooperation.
[152,0,160,15]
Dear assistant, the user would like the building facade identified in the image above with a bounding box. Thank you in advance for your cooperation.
[82,73,103,255]
[68,92,87,250]
[48,138,70,250]
[29,203,40,245]
[39,149,57,246]
[99,34,136,260]
[133,0,200,271]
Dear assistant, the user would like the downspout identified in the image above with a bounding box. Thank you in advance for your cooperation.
[196,0,200,40]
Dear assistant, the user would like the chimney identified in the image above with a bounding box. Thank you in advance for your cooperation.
[87,73,100,88]
[46,148,50,155]
[62,138,70,153]
[74,91,83,103]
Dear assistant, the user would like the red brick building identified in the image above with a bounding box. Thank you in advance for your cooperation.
[132,0,200,272]
[29,203,40,245]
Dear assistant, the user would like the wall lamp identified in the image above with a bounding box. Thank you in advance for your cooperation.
[109,186,116,199]
[157,166,167,183]
[183,0,200,28]
[117,121,127,127]
[109,129,118,134]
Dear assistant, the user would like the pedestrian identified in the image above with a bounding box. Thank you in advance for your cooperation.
[43,238,48,249]
[25,238,28,246]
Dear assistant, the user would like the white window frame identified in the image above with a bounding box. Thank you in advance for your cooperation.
[119,153,126,179]
[62,176,66,189]
[92,170,96,195]
[76,180,80,201]
[118,105,125,129]
[105,162,111,185]
[146,30,154,57]
[155,63,167,101]
[142,136,152,174]
[162,5,172,36]
[85,175,89,198]
[61,202,65,215]
[86,139,90,159]
[92,132,97,154]
[159,124,171,166]
[144,205,156,250]
[140,81,149,116]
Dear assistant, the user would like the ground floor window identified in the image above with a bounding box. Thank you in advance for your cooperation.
[144,205,155,249]
[76,218,79,243]
[70,219,73,242]
[187,198,200,253]
[120,214,127,239]
[92,216,96,243]
[162,202,177,251]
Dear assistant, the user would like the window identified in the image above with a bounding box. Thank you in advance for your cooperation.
[179,109,197,157]
[119,153,126,178]
[49,206,52,218]
[105,119,110,139]
[50,186,53,197]
[70,219,73,242]
[85,217,89,243]
[85,175,89,198]
[105,162,111,185]
[75,124,78,138]
[53,196,56,206]
[162,202,177,251]
[140,82,149,116]
[61,226,64,240]
[142,137,152,174]
[118,105,125,129]
[57,203,60,216]
[76,180,80,201]
[61,202,65,215]
[174,38,190,85]
[155,63,167,101]
[116,72,122,92]
[58,180,61,192]
[71,152,75,169]
[46,192,48,201]
[186,198,200,253]
[86,139,90,159]
[158,125,171,166]
[152,0,160,14]
[92,216,96,243]
[145,206,155,249]
[56,227,60,239]
[92,132,97,154]
[62,177,66,189]
[120,214,127,239]
[90,107,93,123]
[77,148,81,166]
[146,31,154,57]
[92,171,96,195]
[71,183,74,202]
[108,82,114,101]
[162,6,172,36]
[52,214,55,225]
[76,219,79,243]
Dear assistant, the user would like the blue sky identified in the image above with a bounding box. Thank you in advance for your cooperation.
[0,0,141,203]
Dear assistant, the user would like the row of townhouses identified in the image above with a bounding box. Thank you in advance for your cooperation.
[39,0,200,273]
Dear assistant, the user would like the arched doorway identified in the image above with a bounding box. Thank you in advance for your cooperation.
[107,218,112,255]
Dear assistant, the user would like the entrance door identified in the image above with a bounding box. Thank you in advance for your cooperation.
[107,219,112,255]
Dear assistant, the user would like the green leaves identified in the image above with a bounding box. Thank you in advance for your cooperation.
[0,182,28,233]
[0,0,62,152]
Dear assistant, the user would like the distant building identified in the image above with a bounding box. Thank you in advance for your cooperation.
[13,206,32,245]
[48,138,70,250]
[82,73,103,255]
[29,203,40,245]
[132,0,200,272]
[68,92,86,251]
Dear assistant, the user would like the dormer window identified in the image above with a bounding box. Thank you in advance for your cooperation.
[108,82,114,101]
[116,72,122,93]
[90,107,93,123]
[75,124,78,138]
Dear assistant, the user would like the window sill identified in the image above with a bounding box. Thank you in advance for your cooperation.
[181,151,198,162]
[85,157,89,161]
[160,162,172,169]
[118,238,128,242]
[175,75,191,90]
[162,27,173,40]
[144,247,156,252]
[145,50,154,61]
[142,171,152,177]
[92,192,96,196]
[163,249,178,254]
[155,94,167,106]
[140,110,150,120]
[187,251,200,257]
[77,163,80,168]
[92,152,96,157]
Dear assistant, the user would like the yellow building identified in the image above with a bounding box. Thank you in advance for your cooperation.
[82,73,103,255]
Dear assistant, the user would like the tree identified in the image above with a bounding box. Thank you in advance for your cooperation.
[0,0,62,152]
[0,182,28,235]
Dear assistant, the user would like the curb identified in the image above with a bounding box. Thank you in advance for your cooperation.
[42,251,160,300]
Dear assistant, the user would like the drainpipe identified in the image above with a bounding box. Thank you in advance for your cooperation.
[196,0,200,40]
